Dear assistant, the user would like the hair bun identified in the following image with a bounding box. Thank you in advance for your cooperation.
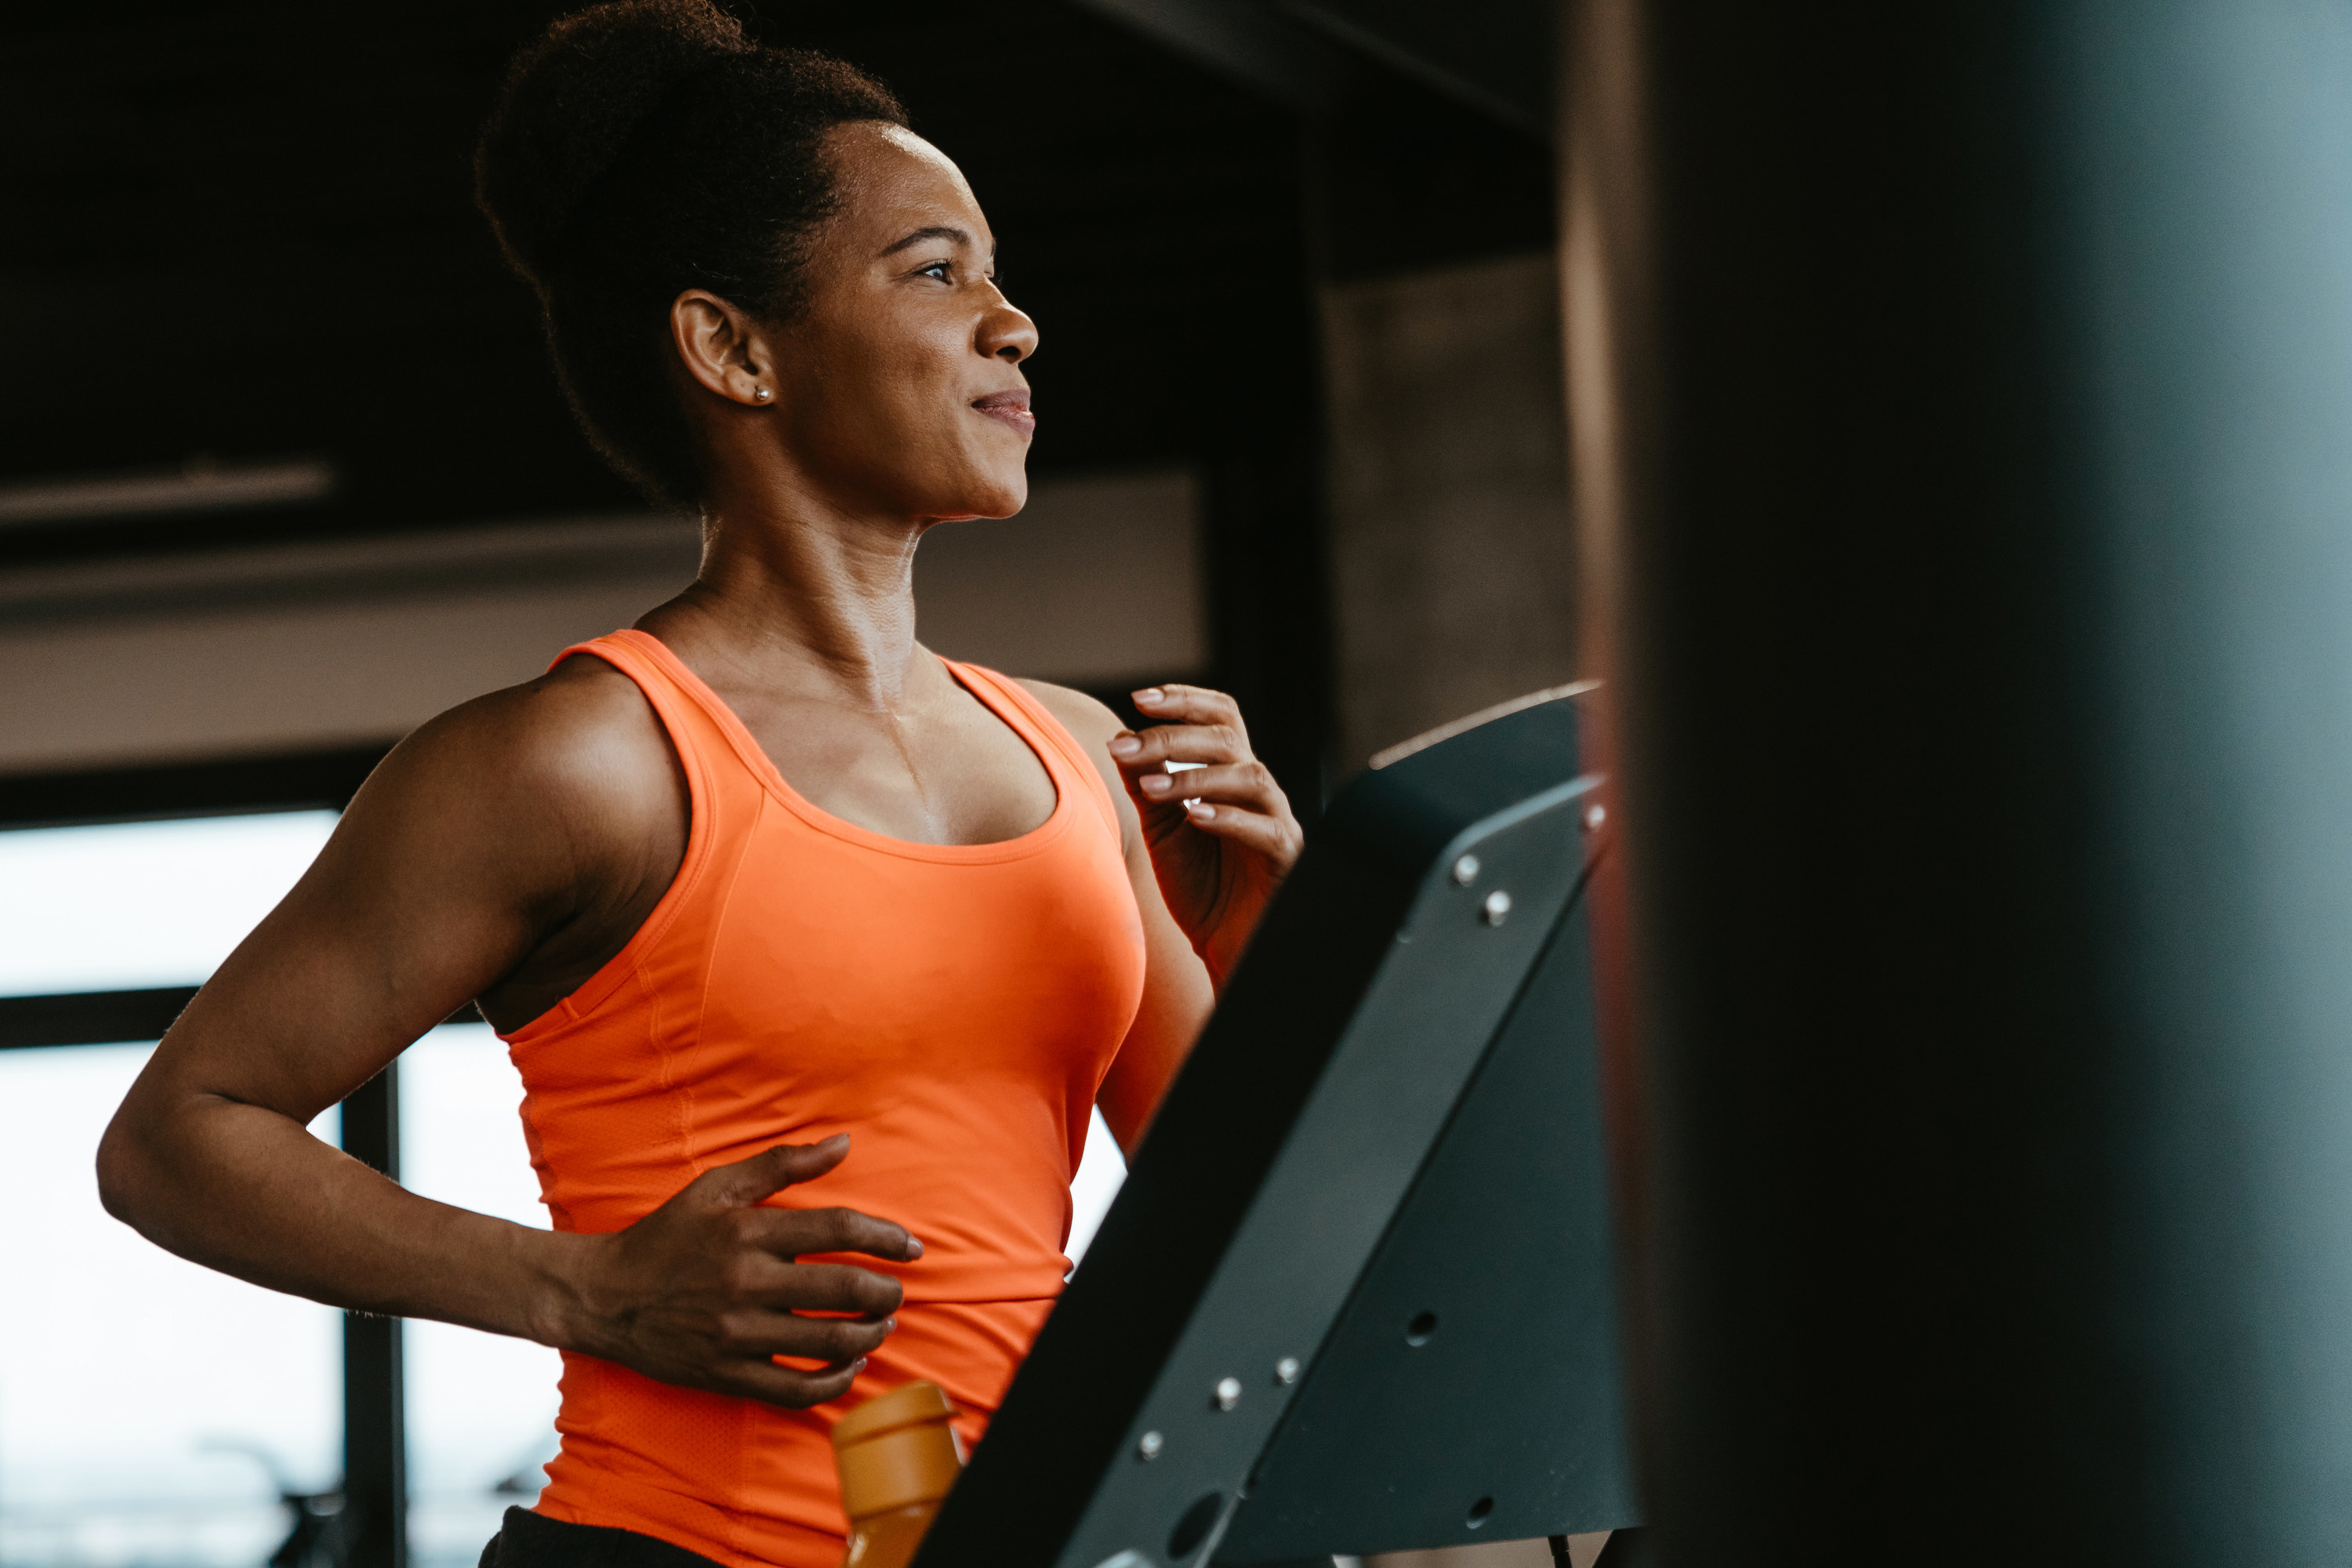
[476,0,755,286]
[474,2,905,503]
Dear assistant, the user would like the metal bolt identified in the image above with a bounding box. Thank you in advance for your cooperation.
[1482,890,1512,926]
[1214,1377,1243,1411]
[1452,854,1481,885]
[1275,1357,1301,1385]
[1583,803,1607,833]
[1138,1430,1164,1460]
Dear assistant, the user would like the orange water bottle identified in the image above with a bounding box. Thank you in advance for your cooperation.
[832,1382,965,1568]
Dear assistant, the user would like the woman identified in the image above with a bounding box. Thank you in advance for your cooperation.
[94,5,1301,1565]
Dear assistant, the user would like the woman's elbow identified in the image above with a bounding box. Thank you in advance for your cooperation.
[94,1109,160,1229]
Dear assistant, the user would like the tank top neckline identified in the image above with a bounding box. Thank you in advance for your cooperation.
[600,627,1076,867]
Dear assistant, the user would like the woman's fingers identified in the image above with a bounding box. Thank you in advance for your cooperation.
[1112,684,1254,775]
[717,1355,868,1410]
[741,1259,906,1319]
[674,1134,850,1211]
[593,1141,937,1407]
[739,1203,921,1266]
[1104,680,1306,983]
[1112,682,1301,872]
[1135,760,1284,811]
[1111,723,1248,770]
[1180,801,1303,867]
[1132,684,1247,735]
[708,1241,905,1317]
[710,1305,895,1363]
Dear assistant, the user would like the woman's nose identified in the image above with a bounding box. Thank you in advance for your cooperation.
[979,300,1038,365]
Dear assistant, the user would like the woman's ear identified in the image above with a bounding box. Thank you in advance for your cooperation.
[670,289,777,408]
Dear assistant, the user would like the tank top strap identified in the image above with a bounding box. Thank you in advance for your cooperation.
[550,625,724,752]
[549,626,786,837]
[548,630,742,808]
[945,661,1124,841]
[521,630,768,1033]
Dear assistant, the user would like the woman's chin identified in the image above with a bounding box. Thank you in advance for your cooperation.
[903,463,1028,524]
[956,472,1029,521]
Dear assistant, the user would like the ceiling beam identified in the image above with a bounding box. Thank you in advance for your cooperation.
[1060,0,1363,117]
[1062,0,1551,138]
[0,458,339,529]
[1276,0,1550,139]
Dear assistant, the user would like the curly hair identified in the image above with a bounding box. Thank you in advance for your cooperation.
[476,1,907,506]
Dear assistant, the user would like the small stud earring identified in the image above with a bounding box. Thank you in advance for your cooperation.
[754,387,771,401]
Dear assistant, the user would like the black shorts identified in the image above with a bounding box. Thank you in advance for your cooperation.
[477,1506,724,1567]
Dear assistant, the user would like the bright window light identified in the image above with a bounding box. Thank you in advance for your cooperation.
[0,810,338,997]
[1069,1105,1127,1268]
[0,1044,341,1567]
[400,1024,562,1558]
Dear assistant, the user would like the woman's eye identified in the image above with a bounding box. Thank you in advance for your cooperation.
[917,261,951,281]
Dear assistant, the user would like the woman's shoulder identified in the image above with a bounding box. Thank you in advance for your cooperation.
[405,655,673,800]
[342,654,685,893]
[1010,677,1122,748]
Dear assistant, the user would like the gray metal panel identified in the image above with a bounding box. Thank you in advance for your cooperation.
[1046,788,1595,1568]
[1218,893,1634,1560]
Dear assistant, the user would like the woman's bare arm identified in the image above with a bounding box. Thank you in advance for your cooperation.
[96,660,916,1407]
[1098,797,1218,1155]
[1021,681,1301,1154]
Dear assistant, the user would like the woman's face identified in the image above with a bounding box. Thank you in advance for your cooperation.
[768,123,1037,523]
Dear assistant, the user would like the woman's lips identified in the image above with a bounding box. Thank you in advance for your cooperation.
[972,390,1035,438]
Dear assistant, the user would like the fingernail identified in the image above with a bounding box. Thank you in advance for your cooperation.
[905,1235,924,1258]
[883,1316,898,1333]
[1188,801,1216,822]
[1109,734,1141,758]
[1141,773,1171,795]
[1133,688,1164,705]
[852,1356,869,1373]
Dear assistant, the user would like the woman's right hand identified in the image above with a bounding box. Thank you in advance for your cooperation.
[555,1134,920,1408]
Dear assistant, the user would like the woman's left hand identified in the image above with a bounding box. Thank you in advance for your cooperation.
[1109,684,1304,985]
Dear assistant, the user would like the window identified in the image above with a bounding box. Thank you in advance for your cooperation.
[0,813,343,1567]
[397,1023,561,1560]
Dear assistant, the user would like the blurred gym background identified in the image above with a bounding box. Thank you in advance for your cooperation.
[0,3,1570,1564]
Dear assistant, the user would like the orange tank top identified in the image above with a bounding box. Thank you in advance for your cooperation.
[505,630,1147,1567]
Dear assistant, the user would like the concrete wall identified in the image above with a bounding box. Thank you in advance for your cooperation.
[1321,252,1579,774]
[0,470,1202,775]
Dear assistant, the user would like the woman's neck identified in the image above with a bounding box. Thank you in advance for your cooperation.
[648,481,936,714]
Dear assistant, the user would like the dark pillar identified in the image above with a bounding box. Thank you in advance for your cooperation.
[1202,427,1332,815]
[1563,1,2352,1561]
[1203,123,1337,818]
[339,1065,405,1568]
